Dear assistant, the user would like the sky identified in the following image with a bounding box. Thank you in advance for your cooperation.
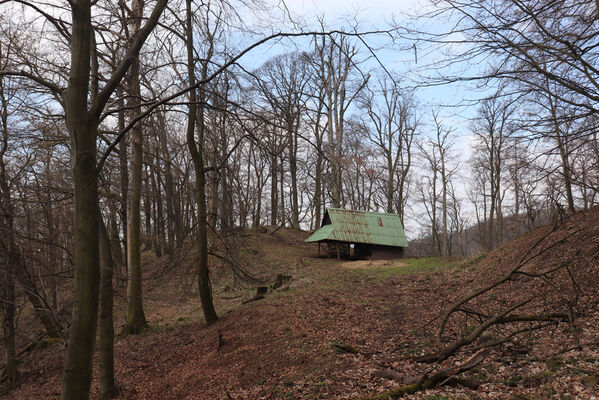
[269,0,479,157]
[279,0,419,23]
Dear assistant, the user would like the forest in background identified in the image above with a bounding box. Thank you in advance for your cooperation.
[0,0,598,398]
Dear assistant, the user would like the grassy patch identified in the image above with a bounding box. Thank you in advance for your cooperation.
[352,257,461,280]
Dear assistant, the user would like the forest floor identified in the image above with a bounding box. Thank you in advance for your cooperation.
[4,207,599,399]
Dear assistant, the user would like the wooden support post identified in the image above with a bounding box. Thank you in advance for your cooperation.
[327,242,331,259]
[337,243,340,260]
[318,242,320,257]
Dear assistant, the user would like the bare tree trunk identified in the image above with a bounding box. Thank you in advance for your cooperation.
[117,87,128,284]
[98,213,115,400]
[58,0,167,396]
[386,157,394,213]
[315,147,323,225]
[0,72,18,388]
[546,80,575,213]
[289,125,299,229]
[157,112,176,259]
[185,0,217,325]
[1,262,17,388]
[60,4,100,397]
[439,127,449,257]
[125,0,148,334]
[143,165,153,250]
[151,146,164,257]
[208,153,219,231]
[270,152,278,225]
[279,154,286,225]
[109,210,122,270]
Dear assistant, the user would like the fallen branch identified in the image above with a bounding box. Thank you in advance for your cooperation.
[436,226,577,345]
[360,348,491,400]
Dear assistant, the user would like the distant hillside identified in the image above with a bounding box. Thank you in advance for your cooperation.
[407,207,560,257]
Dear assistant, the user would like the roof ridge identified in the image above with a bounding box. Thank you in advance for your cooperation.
[327,208,402,217]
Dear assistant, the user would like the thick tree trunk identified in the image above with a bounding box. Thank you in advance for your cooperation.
[0,173,18,387]
[2,264,17,388]
[60,0,167,396]
[62,121,99,399]
[1,76,20,387]
[60,4,100,398]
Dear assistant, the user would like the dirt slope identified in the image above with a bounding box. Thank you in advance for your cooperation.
[4,209,599,399]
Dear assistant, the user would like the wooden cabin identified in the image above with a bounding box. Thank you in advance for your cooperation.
[305,208,408,260]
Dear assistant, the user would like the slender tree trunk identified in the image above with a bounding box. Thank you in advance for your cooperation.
[386,153,394,214]
[125,120,147,332]
[158,112,176,259]
[279,154,286,225]
[109,210,122,269]
[13,266,60,338]
[207,163,218,231]
[185,0,217,325]
[327,89,340,208]
[117,88,128,285]
[151,148,164,257]
[555,131,575,213]
[143,165,153,250]
[289,122,299,229]
[315,147,322,226]
[125,0,148,334]
[546,80,575,213]
[98,213,115,400]
[270,152,278,225]
[440,150,448,257]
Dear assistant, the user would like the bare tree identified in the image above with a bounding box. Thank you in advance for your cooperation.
[312,33,368,208]
[360,73,417,222]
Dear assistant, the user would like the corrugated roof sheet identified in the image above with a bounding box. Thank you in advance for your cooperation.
[305,208,408,247]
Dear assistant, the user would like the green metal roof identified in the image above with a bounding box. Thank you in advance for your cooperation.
[305,208,408,247]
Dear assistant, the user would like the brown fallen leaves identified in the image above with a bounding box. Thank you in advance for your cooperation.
[4,210,599,399]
